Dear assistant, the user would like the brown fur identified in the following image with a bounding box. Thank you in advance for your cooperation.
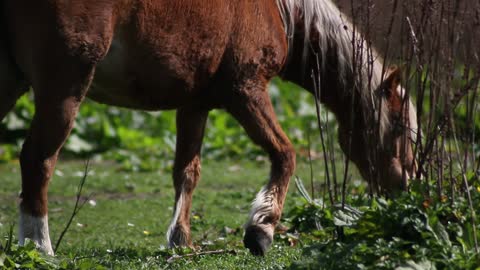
[1,0,415,255]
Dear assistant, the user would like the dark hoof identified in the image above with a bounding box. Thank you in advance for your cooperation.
[243,225,272,256]
[168,227,191,248]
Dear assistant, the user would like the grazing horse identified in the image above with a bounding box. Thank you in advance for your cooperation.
[0,0,417,256]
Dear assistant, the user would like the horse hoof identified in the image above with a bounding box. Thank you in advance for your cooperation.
[243,225,272,256]
[18,212,54,256]
[167,225,192,248]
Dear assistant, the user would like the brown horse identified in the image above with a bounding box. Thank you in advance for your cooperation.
[0,0,417,256]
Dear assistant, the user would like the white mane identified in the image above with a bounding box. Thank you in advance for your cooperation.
[276,0,392,143]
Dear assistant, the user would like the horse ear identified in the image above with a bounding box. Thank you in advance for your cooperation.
[384,66,402,112]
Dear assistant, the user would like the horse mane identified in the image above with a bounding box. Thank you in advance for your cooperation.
[276,0,392,144]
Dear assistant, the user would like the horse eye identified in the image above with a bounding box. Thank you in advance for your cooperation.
[391,116,406,135]
[383,87,391,98]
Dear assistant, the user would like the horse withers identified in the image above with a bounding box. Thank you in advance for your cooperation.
[0,0,417,256]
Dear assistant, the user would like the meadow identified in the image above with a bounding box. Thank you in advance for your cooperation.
[0,81,328,269]
[0,159,310,269]
[1,0,480,269]
[1,77,479,269]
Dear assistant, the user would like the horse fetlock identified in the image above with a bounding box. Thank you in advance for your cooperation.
[243,224,274,256]
[18,212,54,256]
[167,225,192,248]
[244,187,280,255]
[248,186,283,223]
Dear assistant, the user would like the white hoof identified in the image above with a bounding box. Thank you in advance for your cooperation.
[18,212,54,256]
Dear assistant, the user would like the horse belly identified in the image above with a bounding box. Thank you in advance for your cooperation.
[88,38,195,111]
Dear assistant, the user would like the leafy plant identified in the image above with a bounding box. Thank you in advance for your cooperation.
[1,226,57,270]
[287,179,480,270]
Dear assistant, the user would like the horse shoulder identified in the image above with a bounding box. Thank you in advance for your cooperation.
[5,0,128,69]
[53,0,128,64]
[225,1,288,80]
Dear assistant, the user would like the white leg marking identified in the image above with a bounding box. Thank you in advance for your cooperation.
[166,192,184,247]
[19,211,54,256]
[246,186,277,239]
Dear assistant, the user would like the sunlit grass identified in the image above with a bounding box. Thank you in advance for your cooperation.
[0,158,330,269]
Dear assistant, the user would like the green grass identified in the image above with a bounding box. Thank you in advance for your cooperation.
[0,158,329,269]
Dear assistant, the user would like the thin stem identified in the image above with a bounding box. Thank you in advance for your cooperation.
[54,160,93,253]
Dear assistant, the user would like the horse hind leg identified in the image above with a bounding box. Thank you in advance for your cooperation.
[167,108,208,247]
[18,58,95,256]
[225,84,296,256]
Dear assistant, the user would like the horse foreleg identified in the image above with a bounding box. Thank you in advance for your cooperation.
[167,107,208,247]
[226,86,296,256]
[18,62,94,256]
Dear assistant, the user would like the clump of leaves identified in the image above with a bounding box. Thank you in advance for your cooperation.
[0,226,56,269]
[0,226,107,270]
[287,180,480,269]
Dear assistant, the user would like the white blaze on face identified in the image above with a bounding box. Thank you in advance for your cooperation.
[392,86,418,183]
[19,211,54,256]
[408,99,418,143]
[396,85,418,143]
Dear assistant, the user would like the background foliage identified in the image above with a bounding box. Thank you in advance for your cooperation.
[0,78,324,171]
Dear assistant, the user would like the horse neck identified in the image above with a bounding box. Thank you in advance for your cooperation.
[278,0,384,129]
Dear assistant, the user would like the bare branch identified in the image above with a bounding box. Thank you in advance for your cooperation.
[54,160,93,253]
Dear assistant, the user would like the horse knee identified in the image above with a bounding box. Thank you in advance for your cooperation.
[270,145,296,179]
[173,156,201,193]
[283,146,296,172]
